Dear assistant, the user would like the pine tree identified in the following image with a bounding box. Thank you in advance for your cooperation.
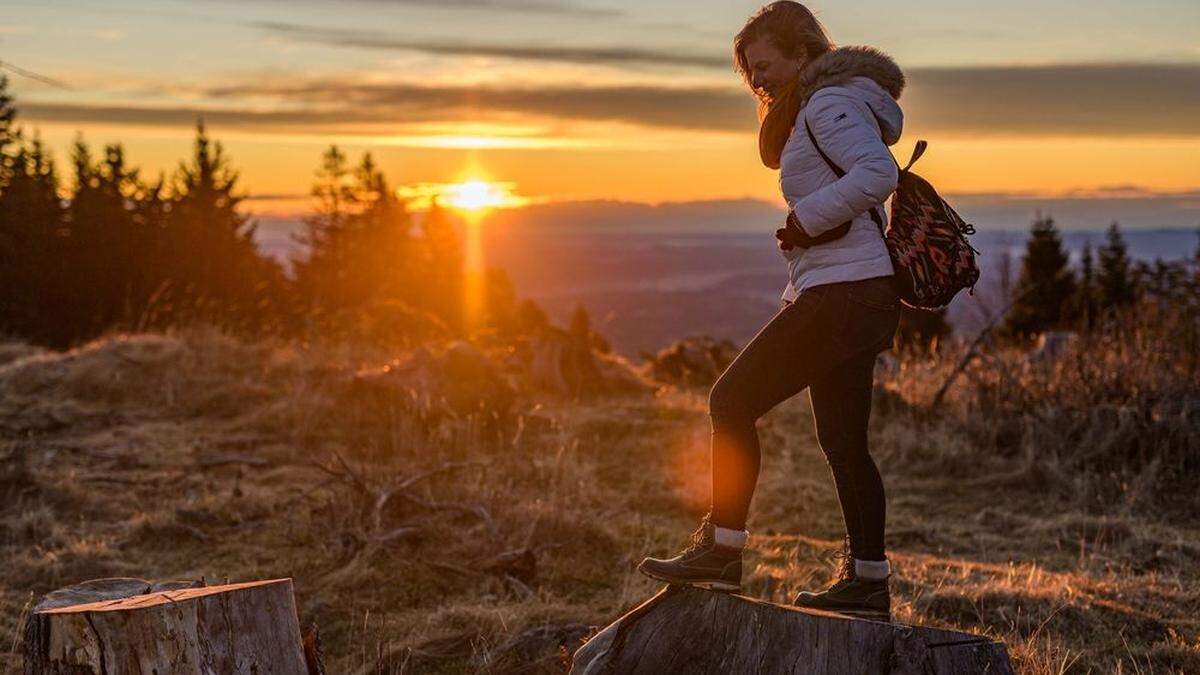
[418,196,466,332]
[1074,239,1097,330]
[62,139,145,342]
[166,122,289,332]
[0,75,17,165]
[1097,221,1136,310]
[291,144,355,313]
[292,147,418,320]
[480,266,521,337]
[1192,228,1200,289]
[1002,213,1077,338]
[350,152,416,304]
[0,135,65,342]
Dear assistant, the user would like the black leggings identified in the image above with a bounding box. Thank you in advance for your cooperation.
[707,274,900,560]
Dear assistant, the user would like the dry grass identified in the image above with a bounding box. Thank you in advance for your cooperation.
[0,306,1196,673]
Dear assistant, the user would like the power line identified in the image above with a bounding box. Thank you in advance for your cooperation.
[0,59,71,90]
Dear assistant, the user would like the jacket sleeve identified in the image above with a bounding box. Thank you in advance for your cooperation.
[789,89,898,239]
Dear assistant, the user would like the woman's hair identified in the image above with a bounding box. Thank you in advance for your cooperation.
[733,2,834,169]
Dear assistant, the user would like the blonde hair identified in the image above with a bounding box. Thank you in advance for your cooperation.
[733,2,834,169]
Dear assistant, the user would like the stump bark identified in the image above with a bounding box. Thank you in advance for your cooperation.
[24,578,310,674]
[571,585,1013,675]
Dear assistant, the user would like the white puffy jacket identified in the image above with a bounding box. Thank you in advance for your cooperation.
[777,46,906,303]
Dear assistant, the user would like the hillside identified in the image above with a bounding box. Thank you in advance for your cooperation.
[1,326,1197,673]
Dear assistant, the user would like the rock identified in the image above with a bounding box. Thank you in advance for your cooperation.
[642,335,739,388]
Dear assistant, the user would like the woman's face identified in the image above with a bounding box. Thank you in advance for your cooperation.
[742,37,805,100]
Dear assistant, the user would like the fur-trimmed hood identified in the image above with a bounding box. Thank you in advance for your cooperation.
[795,45,905,145]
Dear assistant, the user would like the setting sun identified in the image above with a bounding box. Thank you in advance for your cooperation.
[442,179,526,211]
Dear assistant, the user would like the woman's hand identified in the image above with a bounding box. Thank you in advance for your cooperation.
[776,211,813,250]
[776,227,796,250]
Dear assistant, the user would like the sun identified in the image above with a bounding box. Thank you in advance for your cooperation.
[443,179,522,211]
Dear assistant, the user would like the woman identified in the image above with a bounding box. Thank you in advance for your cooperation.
[637,1,904,622]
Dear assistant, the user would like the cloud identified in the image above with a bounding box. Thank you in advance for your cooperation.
[345,0,620,17]
[251,21,728,69]
[19,61,1200,139]
[200,79,754,131]
[19,84,753,134]
[903,61,1200,137]
[19,103,389,128]
[243,21,1200,135]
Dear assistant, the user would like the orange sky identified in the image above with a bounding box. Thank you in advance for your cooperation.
[3,1,1199,217]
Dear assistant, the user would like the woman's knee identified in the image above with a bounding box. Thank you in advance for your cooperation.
[814,427,838,459]
[708,378,748,422]
[814,423,869,464]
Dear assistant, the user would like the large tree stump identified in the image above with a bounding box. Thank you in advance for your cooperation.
[571,585,1013,674]
[24,578,310,674]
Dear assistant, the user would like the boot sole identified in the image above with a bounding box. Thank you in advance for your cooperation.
[829,608,891,622]
[637,566,740,592]
[840,610,888,619]
[790,598,890,622]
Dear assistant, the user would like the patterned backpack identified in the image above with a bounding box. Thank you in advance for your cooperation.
[803,120,981,310]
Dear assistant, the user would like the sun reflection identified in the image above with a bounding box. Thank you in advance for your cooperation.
[401,168,531,333]
[439,177,525,334]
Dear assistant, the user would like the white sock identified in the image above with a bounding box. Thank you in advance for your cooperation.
[713,525,749,549]
[854,557,890,580]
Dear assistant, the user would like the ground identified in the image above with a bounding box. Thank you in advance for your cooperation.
[0,330,1196,673]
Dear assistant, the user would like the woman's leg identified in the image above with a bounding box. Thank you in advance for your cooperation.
[789,277,898,618]
[638,288,846,591]
[707,287,846,531]
[808,348,886,561]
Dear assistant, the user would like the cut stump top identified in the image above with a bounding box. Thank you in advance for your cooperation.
[36,578,293,614]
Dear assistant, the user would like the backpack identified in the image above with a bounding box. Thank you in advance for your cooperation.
[803,119,981,310]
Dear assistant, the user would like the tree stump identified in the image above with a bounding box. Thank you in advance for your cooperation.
[571,585,1013,674]
[24,578,311,674]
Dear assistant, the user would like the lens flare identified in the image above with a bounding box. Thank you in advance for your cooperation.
[444,180,524,211]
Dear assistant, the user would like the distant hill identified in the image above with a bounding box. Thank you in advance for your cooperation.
[250,196,1198,357]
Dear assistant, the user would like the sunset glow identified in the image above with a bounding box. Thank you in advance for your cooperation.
[3,1,1195,223]
[443,180,523,212]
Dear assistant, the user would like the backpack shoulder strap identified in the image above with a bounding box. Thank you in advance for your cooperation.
[803,117,887,234]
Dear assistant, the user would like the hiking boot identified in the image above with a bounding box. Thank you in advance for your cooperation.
[637,513,746,592]
[791,536,891,622]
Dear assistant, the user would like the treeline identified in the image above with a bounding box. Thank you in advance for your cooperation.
[0,77,545,349]
[2,74,1197,353]
[874,217,1199,355]
[1001,215,1199,338]
[892,214,1199,353]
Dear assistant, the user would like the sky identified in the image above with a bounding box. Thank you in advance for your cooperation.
[2,0,1199,220]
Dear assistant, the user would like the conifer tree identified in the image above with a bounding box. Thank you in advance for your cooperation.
[292,144,355,313]
[292,147,417,319]
[1097,221,1136,310]
[0,75,16,162]
[64,140,145,341]
[418,196,466,331]
[1074,240,1098,330]
[0,135,65,342]
[166,121,287,331]
[349,152,416,303]
[1002,213,1077,337]
[1192,228,1200,288]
